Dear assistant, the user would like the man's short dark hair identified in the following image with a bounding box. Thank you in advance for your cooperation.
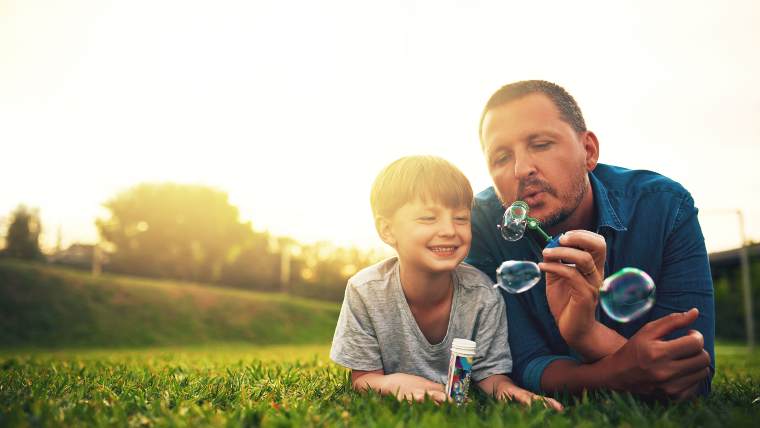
[478,80,587,146]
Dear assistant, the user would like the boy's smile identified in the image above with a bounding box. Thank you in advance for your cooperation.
[379,199,472,276]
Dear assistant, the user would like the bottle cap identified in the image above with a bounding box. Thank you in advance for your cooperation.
[451,338,476,356]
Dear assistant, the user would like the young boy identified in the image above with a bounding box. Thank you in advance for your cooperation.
[330,155,562,409]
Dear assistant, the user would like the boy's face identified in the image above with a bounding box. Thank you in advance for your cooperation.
[378,199,472,276]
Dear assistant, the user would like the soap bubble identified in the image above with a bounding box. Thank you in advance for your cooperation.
[495,260,542,294]
[500,201,529,241]
[600,268,656,322]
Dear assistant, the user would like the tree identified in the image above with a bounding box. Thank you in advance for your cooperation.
[1,205,43,260]
[96,183,256,283]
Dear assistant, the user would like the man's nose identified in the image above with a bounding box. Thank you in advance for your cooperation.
[514,152,537,179]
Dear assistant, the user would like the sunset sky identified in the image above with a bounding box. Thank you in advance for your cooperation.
[1,0,759,253]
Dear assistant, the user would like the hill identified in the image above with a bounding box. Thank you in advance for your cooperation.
[0,259,340,348]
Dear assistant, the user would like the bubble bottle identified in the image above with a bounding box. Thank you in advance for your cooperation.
[445,339,476,405]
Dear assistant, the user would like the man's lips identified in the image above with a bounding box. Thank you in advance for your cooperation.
[522,191,545,205]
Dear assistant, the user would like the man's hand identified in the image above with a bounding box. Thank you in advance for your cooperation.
[540,230,613,357]
[351,370,449,403]
[606,308,711,400]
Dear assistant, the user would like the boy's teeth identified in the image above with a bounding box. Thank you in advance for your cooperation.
[431,247,455,252]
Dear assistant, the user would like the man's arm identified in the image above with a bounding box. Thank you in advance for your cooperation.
[539,309,711,399]
[645,193,715,395]
[351,369,448,402]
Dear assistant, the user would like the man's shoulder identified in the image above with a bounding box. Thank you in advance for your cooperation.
[594,163,689,198]
[473,186,500,208]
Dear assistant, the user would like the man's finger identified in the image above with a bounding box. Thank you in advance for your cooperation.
[542,247,597,268]
[659,366,710,399]
[559,230,606,254]
[656,350,711,383]
[641,308,699,339]
[658,330,706,360]
[539,261,597,297]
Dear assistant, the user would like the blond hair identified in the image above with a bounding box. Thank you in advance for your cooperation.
[370,155,473,219]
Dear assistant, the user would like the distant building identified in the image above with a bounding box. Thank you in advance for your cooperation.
[709,243,760,277]
[48,243,109,271]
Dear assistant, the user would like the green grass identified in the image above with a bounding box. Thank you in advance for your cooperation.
[1,344,759,427]
[0,259,339,348]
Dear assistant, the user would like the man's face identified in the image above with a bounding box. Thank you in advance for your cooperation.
[480,93,595,229]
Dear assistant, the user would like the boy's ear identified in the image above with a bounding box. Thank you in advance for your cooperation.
[375,216,397,247]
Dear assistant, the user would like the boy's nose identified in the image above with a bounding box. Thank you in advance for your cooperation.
[438,219,456,236]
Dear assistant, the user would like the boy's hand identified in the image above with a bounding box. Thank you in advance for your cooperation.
[479,374,564,411]
[497,383,564,411]
[393,383,448,403]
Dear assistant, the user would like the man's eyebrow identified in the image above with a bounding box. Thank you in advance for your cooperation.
[526,131,559,141]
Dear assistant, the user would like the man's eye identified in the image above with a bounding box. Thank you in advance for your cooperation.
[418,216,435,221]
[532,141,553,149]
[492,154,511,165]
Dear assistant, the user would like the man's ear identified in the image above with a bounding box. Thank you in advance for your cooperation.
[581,131,600,171]
[375,216,397,247]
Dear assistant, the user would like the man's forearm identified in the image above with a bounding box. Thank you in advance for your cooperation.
[539,357,620,393]
[571,322,626,362]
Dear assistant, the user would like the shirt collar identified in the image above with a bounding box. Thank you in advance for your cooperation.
[589,169,628,232]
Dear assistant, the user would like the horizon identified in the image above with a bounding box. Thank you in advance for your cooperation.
[2,0,759,254]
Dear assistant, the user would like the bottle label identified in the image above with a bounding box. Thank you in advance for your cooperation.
[446,354,473,404]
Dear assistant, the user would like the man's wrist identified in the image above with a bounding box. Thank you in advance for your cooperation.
[570,322,626,361]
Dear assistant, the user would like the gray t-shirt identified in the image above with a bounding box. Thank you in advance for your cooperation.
[330,257,512,383]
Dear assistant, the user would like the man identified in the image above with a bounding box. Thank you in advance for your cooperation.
[465,80,714,400]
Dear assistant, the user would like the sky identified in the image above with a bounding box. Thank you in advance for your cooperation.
[1,0,759,253]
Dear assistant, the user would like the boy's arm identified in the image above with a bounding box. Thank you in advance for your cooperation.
[477,374,563,411]
[351,369,448,403]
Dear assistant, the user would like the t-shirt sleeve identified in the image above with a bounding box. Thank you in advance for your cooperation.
[472,289,512,382]
[329,281,384,371]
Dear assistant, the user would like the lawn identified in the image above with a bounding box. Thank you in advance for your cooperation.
[1,343,758,427]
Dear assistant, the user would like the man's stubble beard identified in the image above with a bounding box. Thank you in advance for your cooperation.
[541,170,588,229]
[495,167,589,230]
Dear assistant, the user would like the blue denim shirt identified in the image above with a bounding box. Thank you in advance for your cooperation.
[465,163,715,395]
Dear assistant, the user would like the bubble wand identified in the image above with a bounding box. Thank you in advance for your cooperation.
[498,200,555,245]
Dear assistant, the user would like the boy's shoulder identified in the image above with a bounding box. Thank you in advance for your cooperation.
[455,262,502,303]
[347,257,399,291]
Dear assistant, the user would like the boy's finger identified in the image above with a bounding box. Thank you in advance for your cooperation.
[541,396,564,412]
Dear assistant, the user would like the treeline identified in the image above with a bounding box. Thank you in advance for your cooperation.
[1,184,388,302]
